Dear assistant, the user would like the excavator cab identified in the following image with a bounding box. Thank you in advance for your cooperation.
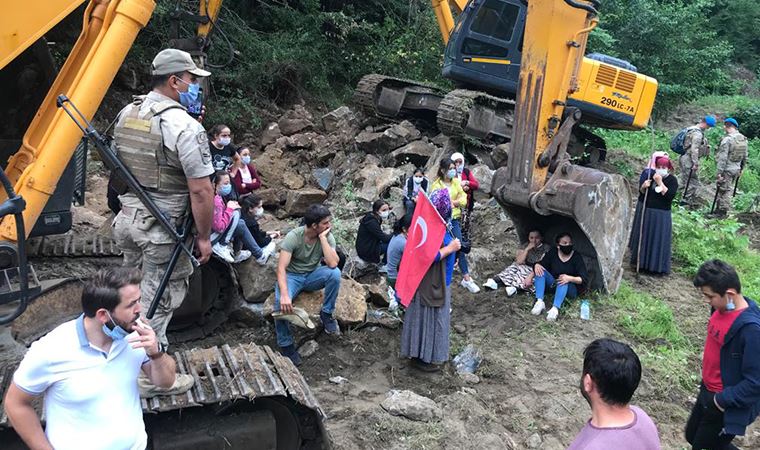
[442,0,657,133]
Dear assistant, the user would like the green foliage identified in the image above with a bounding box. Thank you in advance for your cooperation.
[671,208,760,297]
[609,282,684,345]
[607,282,697,390]
[709,0,760,73]
[732,103,760,139]
[589,0,737,113]
[595,128,670,159]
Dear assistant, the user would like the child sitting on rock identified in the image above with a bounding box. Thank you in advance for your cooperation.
[212,171,273,264]
[240,194,279,256]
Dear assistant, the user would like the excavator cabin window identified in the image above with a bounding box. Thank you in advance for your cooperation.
[470,0,520,42]
[462,0,520,58]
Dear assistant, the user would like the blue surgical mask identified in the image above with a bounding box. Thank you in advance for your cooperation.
[176,78,202,110]
[447,169,457,179]
[242,155,251,165]
[456,165,464,174]
[220,184,232,196]
[102,311,130,341]
[726,296,736,311]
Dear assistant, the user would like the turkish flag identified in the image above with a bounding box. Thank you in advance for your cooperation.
[396,191,447,307]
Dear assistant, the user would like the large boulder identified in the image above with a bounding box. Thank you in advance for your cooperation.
[260,122,283,148]
[355,121,421,155]
[282,172,305,190]
[380,390,442,422]
[313,168,334,192]
[286,132,321,150]
[355,165,404,204]
[469,164,495,202]
[491,143,510,169]
[278,105,314,136]
[262,277,368,325]
[321,106,358,133]
[256,188,286,208]
[387,140,436,168]
[238,251,278,303]
[285,188,328,217]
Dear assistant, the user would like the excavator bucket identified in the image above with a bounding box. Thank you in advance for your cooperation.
[493,164,632,293]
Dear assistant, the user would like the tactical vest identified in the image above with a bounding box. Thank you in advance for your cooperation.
[728,133,749,163]
[684,126,709,158]
[113,98,189,194]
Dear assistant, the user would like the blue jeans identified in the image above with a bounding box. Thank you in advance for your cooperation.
[535,271,578,309]
[450,218,469,276]
[214,210,263,258]
[274,266,342,347]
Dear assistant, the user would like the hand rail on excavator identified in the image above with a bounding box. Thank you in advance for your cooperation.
[0,170,30,325]
[564,0,599,15]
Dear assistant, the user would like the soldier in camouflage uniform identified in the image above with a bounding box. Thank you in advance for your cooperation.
[679,115,715,207]
[713,118,749,217]
[111,50,215,394]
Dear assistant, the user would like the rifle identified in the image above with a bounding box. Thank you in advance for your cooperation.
[57,95,200,319]
[732,161,745,198]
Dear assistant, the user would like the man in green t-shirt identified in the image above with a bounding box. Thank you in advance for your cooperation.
[275,204,342,365]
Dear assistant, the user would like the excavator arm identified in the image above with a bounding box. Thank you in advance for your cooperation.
[492,0,632,293]
[430,0,470,44]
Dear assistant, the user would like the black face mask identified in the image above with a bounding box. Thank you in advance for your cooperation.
[559,244,574,255]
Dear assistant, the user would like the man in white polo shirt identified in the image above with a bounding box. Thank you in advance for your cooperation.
[3,267,180,450]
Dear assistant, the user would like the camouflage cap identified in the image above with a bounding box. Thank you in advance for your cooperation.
[151,49,210,77]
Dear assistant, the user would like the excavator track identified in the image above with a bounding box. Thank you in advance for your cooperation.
[437,89,515,143]
[0,342,327,448]
[353,74,446,119]
[26,234,122,258]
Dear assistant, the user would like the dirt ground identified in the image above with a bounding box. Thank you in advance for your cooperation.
[27,150,760,450]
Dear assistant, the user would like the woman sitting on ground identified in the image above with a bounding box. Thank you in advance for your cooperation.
[211,171,273,265]
[484,229,550,296]
[531,232,588,321]
[240,194,279,255]
[355,199,393,265]
[386,213,412,290]
[400,189,461,372]
[629,154,678,274]
[403,167,428,213]
[229,146,262,197]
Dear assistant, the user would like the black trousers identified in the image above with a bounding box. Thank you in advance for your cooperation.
[685,384,738,450]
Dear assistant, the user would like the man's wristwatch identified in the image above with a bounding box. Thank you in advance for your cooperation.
[149,343,167,360]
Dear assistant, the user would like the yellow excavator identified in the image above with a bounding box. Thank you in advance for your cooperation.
[0,1,326,448]
[356,0,659,293]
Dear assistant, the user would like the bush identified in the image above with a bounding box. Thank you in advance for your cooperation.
[732,104,760,139]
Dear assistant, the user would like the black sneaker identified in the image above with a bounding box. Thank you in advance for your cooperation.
[320,311,341,336]
[280,344,302,366]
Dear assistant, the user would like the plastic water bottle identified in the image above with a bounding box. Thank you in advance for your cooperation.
[580,300,591,321]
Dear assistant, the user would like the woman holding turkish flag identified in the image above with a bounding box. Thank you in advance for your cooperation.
[399,189,461,372]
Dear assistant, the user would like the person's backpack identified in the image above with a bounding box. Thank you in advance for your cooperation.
[670,128,690,155]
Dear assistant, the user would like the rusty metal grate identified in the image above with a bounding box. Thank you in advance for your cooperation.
[141,343,324,418]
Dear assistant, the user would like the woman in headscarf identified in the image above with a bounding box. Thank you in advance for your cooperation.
[629,153,679,274]
[400,189,461,372]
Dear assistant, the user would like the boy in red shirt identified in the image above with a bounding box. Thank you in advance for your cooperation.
[687,259,760,450]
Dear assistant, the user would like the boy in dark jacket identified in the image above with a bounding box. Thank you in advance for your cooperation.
[686,259,760,450]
